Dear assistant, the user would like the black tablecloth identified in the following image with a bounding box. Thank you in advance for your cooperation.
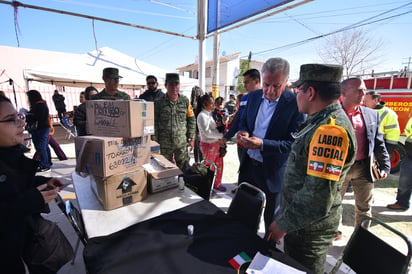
[84,200,311,274]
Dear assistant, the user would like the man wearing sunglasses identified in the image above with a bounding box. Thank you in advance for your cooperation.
[139,75,164,102]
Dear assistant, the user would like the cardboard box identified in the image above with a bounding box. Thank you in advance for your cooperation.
[90,168,147,210]
[75,135,151,177]
[86,100,154,138]
[143,154,183,193]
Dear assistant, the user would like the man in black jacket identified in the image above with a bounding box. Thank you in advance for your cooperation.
[52,90,66,121]
[139,75,164,101]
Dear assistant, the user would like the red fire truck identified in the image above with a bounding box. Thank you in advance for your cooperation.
[363,70,412,172]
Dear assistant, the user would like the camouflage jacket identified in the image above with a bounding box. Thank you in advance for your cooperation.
[276,102,357,232]
[91,89,131,100]
[154,94,196,147]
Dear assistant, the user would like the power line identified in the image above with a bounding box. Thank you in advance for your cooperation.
[0,0,197,40]
[248,3,412,58]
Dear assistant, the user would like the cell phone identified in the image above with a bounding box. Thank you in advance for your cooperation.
[44,183,71,191]
[59,183,71,190]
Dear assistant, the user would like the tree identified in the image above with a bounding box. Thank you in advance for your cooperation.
[318,29,383,78]
[236,60,250,94]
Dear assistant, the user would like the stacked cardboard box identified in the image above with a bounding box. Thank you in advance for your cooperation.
[75,99,182,210]
[86,100,155,138]
[76,100,153,210]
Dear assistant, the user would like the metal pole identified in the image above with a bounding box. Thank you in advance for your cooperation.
[197,0,207,92]
[212,33,220,98]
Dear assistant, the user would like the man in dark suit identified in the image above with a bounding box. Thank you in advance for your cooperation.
[340,77,390,229]
[237,57,305,232]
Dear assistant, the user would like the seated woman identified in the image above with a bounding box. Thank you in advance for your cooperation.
[0,94,65,273]
[196,94,226,192]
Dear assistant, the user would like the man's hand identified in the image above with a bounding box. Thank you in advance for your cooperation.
[269,221,286,244]
[380,170,388,180]
[238,131,262,150]
[237,131,249,140]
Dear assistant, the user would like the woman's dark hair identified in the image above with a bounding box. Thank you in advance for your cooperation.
[190,86,204,111]
[214,96,224,106]
[84,86,98,100]
[0,94,11,104]
[190,86,204,104]
[195,93,212,117]
[26,90,43,107]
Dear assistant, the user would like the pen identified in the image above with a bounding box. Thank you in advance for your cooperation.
[266,232,272,241]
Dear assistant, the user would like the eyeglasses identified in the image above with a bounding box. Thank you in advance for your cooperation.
[147,81,156,85]
[0,113,26,127]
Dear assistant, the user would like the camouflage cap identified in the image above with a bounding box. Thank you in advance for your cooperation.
[291,64,343,88]
[103,67,122,79]
[165,73,180,84]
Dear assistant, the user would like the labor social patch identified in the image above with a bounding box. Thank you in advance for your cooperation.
[307,117,349,181]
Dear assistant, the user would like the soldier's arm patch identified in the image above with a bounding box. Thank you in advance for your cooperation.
[307,117,349,181]
[187,102,194,117]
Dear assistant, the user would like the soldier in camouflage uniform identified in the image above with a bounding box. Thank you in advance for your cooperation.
[153,73,196,170]
[269,64,357,274]
[91,67,131,100]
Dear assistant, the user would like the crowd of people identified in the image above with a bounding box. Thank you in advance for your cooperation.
[1,58,411,274]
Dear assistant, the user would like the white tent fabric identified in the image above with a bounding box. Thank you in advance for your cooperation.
[23,47,198,89]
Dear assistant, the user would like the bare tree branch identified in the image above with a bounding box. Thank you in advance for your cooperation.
[318,29,383,78]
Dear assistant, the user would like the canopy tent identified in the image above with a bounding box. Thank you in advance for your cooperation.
[23,47,198,90]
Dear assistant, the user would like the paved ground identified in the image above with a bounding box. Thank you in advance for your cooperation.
[32,125,411,273]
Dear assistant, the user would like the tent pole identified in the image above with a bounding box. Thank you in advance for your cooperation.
[197,0,207,92]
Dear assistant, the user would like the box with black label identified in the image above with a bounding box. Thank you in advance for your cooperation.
[143,154,183,193]
[90,168,147,210]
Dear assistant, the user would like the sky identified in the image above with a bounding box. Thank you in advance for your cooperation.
[0,0,411,80]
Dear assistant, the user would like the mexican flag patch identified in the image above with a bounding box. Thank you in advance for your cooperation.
[229,251,251,270]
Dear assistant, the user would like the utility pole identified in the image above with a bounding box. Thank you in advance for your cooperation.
[402,57,411,72]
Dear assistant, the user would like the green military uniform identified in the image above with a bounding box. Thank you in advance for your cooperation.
[91,89,131,100]
[224,99,236,115]
[275,102,357,273]
[154,93,196,170]
[375,102,400,154]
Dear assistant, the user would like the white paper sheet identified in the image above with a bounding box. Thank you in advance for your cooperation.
[246,252,306,274]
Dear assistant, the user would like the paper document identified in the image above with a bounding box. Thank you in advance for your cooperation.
[246,252,306,274]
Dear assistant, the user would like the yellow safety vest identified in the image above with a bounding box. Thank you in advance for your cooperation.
[377,106,400,144]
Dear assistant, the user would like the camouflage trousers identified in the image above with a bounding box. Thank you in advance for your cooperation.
[160,144,190,170]
[284,208,341,274]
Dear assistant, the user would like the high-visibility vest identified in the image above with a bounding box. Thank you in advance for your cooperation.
[377,106,400,144]
[404,117,412,157]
